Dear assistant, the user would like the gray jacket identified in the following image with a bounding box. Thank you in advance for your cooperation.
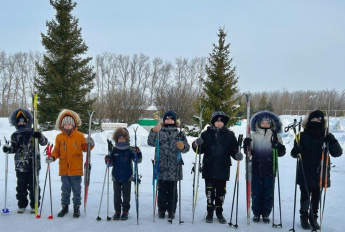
[148,124,190,181]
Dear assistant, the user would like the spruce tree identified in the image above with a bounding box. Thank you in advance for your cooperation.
[200,27,243,127]
[35,0,95,132]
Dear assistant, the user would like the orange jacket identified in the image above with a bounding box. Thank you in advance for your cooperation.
[51,129,90,176]
[51,109,94,176]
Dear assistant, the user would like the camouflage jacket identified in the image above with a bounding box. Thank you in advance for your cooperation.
[8,130,48,172]
[148,126,190,181]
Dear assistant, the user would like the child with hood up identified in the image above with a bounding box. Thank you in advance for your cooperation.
[105,128,142,221]
[46,109,94,218]
[2,108,48,213]
[291,110,342,230]
[243,111,286,224]
[192,111,240,224]
[147,110,190,220]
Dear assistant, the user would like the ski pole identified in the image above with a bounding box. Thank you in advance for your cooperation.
[133,126,139,225]
[37,144,52,219]
[47,144,53,219]
[153,132,159,222]
[289,118,300,231]
[2,137,10,214]
[96,160,109,221]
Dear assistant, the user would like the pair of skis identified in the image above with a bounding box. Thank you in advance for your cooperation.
[84,111,94,215]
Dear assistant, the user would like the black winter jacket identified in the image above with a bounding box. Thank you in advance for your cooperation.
[193,126,238,181]
[291,130,342,188]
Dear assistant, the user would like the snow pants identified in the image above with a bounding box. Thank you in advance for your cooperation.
[205,178,226,215]
[16,170,40,209]
[113,180,131,213]
[61,175,82,206]
[251,175,274,217]
[158,180,177,214]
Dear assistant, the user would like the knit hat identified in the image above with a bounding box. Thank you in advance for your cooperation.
[308,110,324,122]
[210,111,229,126]
[61,116,75,127]
[163,110,177,123]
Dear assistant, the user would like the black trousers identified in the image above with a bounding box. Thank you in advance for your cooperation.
[16,170,40,209]
[113,180,131,213]
[158,180,177,214]
[205,178,226,215]
[299,185,320,216]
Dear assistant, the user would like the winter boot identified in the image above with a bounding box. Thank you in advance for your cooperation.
[205,211,213,223]
[17,208,26,214]
[120,211,128,220]
[300,215,311,230]
[216,213,227,224]
[158,211,165,219]
[309,214,320,230]
[168,212,175,220]
[73,205,80,218]
[57,204,69,217]
[113,212,121,220]
[30,208,35,214]
[253,215,260,223]
[262,215,270,223]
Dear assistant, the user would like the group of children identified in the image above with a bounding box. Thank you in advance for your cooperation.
[2,107,342,230]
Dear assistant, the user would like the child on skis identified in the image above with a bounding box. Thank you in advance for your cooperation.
[2,108,48,213]
[192,111,240,224]
[46,109,94,218]
[291,110,342,230]
[243,111,286,224]
[104,128,142,221]
[147,110,190,220]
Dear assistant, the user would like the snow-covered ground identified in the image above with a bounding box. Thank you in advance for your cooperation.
[0,116,344,232]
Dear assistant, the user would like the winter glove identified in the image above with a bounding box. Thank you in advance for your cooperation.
[86,137,95,147]
[104,155,111,162]
[2,145,10,153]
[45,156,55,163]
[324,134,336,144]
[134,146,141,153]
[33,131,42,139]
[235,153,243,161]
[243,138,252,148]
[152,123,161,133]
[107,139,113,152]
[291,145,302,158]
[176,141,184,150]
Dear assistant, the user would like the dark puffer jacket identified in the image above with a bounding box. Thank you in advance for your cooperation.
[291,117,342,188]
[195,126,238,181]
[7,108,48,172]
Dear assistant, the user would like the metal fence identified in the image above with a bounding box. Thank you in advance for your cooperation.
[282,110,345,117]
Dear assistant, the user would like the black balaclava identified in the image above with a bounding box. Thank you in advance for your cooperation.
[306,110,325,136]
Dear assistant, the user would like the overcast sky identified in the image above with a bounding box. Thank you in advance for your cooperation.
[1,0,344,93]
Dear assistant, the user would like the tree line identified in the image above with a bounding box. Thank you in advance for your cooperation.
[1,50,344,125]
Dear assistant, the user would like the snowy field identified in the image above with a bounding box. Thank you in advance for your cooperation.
[0,115,344,232]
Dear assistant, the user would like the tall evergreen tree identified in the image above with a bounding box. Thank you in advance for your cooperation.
[199,27,243,128]
[35,0,95,132]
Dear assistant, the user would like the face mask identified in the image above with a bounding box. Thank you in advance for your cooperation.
[309,121,323,129]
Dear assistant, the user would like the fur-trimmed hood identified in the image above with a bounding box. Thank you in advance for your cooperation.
[55,109,82,130]
[250,111,282,133]
[9,108,33,130]
[113,128,130,142]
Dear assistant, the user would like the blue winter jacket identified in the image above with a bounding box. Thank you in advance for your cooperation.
[110,147,142,182]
